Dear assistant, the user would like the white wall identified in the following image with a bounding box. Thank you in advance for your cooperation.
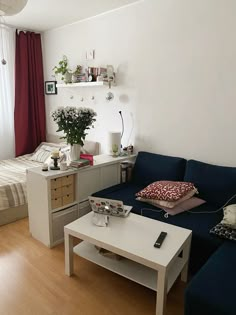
[42,0,236,166]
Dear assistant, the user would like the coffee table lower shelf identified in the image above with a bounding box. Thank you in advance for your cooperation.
[74,241,185,292]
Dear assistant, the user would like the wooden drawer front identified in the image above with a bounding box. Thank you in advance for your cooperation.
[51,178,62,189]
[62,193,74,206]
[51,187,62,199]
[62,184,73,196]
[51,197,62,209]
[61,175,74,186]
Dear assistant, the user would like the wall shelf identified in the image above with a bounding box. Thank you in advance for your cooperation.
[56,81,115,88]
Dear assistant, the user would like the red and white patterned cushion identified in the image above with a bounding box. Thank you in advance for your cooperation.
[136,180,197,202]
[136,188,197,208]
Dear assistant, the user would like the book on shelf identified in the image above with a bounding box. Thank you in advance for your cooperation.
[80,154,93,165]
[69,158,90,168]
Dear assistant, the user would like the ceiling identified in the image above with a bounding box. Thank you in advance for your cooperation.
[3,0,139,32]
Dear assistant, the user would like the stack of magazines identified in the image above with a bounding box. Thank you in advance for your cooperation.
[69,158,90,168]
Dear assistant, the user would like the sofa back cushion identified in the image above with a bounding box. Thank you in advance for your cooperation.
[132,151,187,186]
[184,159,236,206]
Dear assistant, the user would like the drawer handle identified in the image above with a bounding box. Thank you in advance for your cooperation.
[67,194,69,197]
[54,189,56,191]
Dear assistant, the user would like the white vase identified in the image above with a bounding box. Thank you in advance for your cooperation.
[70,144,81,161]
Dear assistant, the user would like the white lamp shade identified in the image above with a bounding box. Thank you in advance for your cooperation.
[0,0,28,16]
[108,132,121,156]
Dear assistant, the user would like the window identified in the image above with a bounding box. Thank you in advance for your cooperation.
[0,26,15,159]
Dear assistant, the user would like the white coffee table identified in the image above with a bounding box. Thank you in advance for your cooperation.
[64,212,192,315]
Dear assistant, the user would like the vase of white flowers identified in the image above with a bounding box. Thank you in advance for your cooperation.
[70,143,81,161]
[51,106,97,160]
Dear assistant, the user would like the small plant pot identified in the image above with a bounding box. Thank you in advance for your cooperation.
[64,72,72,84]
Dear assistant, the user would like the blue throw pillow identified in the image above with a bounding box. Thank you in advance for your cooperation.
[132,151,187,186]
[184,159,236,206]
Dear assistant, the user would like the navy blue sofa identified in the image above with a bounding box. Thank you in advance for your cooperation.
[93,151,236,315]
[185,241,236,315]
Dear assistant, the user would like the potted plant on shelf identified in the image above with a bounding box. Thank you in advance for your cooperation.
[53,55,72,83]
[51,106,97,160]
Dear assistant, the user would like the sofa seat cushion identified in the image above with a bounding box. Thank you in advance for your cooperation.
[133,202,224,274]
[92,182,145,209]
[184,159,236,206]
[185,241,236,315]
[132,151,187,186]
[93,184,223,274]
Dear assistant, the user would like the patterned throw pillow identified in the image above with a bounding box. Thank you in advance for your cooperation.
[210,204,236,241]
[136,181,197,202]
[136,189,197,208]
[210,223,236,241]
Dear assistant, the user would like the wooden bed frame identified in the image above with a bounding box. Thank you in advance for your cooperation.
[0,205,28,227]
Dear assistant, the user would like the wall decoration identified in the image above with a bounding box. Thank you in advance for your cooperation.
[45,81,57,95]
[86,49,95,60]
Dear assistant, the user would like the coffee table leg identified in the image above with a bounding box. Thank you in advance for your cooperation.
[65,232,74,276]
[156,268,167,315]
[181,236,191,282]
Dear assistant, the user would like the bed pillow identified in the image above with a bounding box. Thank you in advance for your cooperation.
[136,181,197,201]
[30,143,62,163]
[33,142,62,152]
[136,189,197,208]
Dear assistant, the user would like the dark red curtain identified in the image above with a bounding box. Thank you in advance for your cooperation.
[14,31,46,156]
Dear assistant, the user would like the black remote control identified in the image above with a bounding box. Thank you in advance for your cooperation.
[154,232,167,248]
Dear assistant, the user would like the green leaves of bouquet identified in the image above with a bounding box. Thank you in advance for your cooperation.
[51,106,97,146]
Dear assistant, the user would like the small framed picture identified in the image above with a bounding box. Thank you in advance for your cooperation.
[45,81,57,95]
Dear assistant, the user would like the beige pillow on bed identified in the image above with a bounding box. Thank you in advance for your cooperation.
[33,142,62,151]
[30,143,63,163]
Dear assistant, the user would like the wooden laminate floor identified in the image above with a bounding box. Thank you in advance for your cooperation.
[0,218,186,315]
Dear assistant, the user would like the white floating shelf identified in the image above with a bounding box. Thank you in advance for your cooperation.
[56,81,114,88]
[74,241,185,292]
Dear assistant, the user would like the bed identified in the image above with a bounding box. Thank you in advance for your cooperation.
[0,154,41,226]
[0,138,100,226]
